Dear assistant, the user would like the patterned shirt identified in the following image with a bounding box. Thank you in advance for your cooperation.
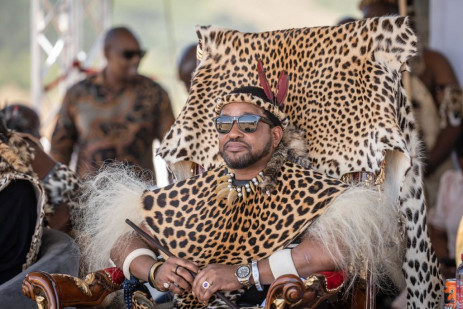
[50,71,175,180]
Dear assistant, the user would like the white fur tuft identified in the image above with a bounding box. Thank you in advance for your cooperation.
[308,185,405,290]
[73,165,152,272]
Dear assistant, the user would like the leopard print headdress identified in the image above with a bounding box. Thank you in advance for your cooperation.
[214,59,289,129]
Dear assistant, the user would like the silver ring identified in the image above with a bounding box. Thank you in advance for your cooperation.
[202,280,210,289]
[163,282,170,289]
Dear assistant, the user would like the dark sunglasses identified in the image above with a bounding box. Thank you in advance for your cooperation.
[121,49,146,60]
[213,114,274,134]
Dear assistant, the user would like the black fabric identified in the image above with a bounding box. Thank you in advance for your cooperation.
[238,286,332,308]
[0,229,80,308]
[237,285,269,307]
[0,179,37,285]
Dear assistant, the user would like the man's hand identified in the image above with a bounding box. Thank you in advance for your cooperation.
[154,257,199,294]
[192,264,242,304]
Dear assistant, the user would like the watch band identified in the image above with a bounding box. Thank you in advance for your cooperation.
[251,260,263,291]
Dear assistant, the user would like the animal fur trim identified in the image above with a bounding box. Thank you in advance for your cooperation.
[260,126,310,193]
[307,185,405,291]
[73,164,152,272]
[0,131,35,176]
[283,126,311,168]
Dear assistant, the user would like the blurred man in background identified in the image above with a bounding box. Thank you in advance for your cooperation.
[51,27,175,181]
[177,44,197,92]
[429,132,463,279]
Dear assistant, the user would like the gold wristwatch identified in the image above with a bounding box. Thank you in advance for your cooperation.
[235,264,252,287]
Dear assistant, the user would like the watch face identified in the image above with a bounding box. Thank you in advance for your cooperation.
[237,265,250,278]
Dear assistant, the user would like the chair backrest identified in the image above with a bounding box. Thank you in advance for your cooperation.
[157,17,443,308]
[159,17,414,178]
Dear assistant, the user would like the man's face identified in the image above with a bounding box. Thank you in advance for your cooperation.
[105,32,143,82]
[218,102,282,170]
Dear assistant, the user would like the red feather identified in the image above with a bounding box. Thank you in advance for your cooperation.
[257,59,274,102]
[276,70,289,107]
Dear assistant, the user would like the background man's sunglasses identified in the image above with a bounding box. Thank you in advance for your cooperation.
[121,49,146,60]
[213,114,274,134]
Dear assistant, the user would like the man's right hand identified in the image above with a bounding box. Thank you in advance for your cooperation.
[154,257,199,294]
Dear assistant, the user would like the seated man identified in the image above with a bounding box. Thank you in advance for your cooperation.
[39,17,442,309]
[0,104,80,233]
[78,69,403,308]
[0,116,44,284]
[1,114,81,309]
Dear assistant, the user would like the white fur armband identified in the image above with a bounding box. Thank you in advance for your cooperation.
[122,248,156,279]
[268,249,299,279]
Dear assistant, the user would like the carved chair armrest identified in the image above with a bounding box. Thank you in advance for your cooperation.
[22,267,124,309]
[264,271,346,309]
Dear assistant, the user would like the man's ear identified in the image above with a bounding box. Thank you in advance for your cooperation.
[271,126,283,148]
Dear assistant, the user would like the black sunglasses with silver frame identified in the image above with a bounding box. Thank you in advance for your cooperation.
[121,49,146,60]
[213,114,274,134]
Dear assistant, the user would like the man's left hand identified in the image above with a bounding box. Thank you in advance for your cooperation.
[192,264,242,304]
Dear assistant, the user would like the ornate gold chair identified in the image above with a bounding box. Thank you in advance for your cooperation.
[263,272,375,309]
[22,268,123,309]
[22,268,367,309]
[22,16,442,308]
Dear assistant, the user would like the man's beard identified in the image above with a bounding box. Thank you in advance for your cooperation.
[220,138,272,169]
